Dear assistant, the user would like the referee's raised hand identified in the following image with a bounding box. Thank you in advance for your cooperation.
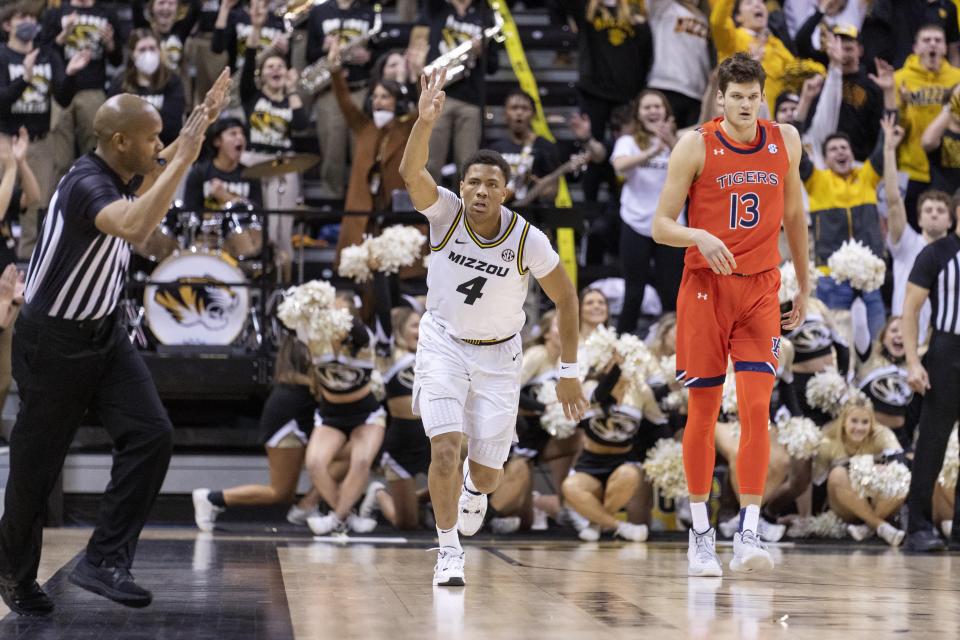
[202,68,232,125]
[175,105,211,164]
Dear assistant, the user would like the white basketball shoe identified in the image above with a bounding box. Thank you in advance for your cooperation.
[457,467,487,536]
[730,530,775,573]
[433,548,466,586]
[192,489,224,533]
[688,528,723,577]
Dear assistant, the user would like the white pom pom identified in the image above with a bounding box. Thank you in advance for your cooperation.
[338,243,373,283]
[369,369,385,401]
[536,382,578,439]
[368,225,427,274]
[661,388,688,412]
[827,239,886,292]
[642,438,687,500]
[276,279,352,358]
[847,455,911,500]
[774,417,822,460]
[939,427,959,489]
[580,325,619,374]
[616,333,655,384]
[786,511,848,539]
[779,260,820,304]
[805,369,856,416]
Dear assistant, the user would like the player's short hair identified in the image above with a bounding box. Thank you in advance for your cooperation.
[462,149,511,185]
[504,88,536,109]
[717,53,766,94]
[0,0,42,25]
[822,131,852,154]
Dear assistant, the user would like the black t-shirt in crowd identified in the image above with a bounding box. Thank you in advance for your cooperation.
[197,0,221,33]
[306,0,378,90]
[836,70,885,161]
[419,0,499,107]
[0,44,77,138]
[132,0,201,71]
[488,136,561,201]
[37,3,123,92]
[240,48,308,154]
[23,152,139,320]
[183,159,263,212]
[927,128,960,195]
[211,7,287,74]
[909,233,960,334]
[563,0,652,104]
[106,74,185,146]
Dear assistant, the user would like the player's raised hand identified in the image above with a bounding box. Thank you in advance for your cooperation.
[556,377,589,422]
[418,68,447,124]
[694,229,737,275]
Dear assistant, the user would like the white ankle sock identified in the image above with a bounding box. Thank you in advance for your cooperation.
[438,525,462,551]
[739,504,760,534]
[690,501,710,533]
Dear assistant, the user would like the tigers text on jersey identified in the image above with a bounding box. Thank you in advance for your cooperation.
[685,117,789,274]
[421,187,559,341]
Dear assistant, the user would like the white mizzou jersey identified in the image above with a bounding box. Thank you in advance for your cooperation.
[421,187,559,341]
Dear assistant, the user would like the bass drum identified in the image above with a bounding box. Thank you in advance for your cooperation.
[143,251,249,345]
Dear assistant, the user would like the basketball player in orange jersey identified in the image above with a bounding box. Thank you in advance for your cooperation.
[652,53,809,577]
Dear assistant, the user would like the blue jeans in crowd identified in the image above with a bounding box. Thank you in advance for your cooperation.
[815,277,886,340]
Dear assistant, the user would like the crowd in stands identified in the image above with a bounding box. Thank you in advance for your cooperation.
[1,0,959,545]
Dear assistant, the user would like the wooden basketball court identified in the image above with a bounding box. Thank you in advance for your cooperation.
[2,528,957,639]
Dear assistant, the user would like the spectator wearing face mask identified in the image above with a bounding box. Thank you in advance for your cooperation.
[894,24,960,227]
[107,29,186,147]
[326,42,416,260]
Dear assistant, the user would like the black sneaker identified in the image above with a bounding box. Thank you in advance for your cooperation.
[68,557,152,608]
[0,579,54,616]
[904,529,946,553]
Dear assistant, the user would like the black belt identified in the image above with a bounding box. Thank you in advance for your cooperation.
[20,304,116,339]
[460,334,515,346]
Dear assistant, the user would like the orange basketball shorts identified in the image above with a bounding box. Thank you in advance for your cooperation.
[675,268,782,387]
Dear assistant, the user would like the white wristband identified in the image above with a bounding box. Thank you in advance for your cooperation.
[558,362,579,379]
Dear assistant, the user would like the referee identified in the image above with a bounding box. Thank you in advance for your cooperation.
[0,71,231,616]
[903,224,960,552]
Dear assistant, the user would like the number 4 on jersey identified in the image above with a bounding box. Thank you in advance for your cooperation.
[729,192,760,229]
[456,276,487,305]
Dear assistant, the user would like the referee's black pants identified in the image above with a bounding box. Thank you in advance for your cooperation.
[907,331,960,537]
[0,308,173,585]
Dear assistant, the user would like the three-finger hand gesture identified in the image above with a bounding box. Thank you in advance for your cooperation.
[417,68,447,123]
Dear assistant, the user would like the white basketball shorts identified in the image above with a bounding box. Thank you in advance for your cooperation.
[412,311,523,469]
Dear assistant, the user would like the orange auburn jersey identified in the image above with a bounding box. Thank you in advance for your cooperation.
[684,117,789,274]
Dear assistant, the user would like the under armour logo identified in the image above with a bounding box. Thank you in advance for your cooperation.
[771,337,782,360]
[713,149,724,156]
[768,143,779,154]
[697,292,708,300]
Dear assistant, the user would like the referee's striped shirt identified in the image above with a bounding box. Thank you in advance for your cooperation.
[24,153,139,321]
[909,233,960,334]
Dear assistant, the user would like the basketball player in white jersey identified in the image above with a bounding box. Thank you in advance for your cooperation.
[400,69,588,586]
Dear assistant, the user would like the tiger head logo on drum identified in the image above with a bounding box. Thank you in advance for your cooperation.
[153,278,241,331]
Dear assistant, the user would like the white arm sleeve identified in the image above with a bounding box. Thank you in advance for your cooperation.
[419,186,463,245]
[804,65,842,164]
[522,224,561,279]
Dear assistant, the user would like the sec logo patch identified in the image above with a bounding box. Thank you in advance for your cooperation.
[501,249,515,261]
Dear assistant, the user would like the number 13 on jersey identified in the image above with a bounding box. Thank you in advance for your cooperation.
[729,192,760,229]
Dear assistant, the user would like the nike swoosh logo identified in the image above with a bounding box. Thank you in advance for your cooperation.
[560,365,570,369]
[512,353,520,361]
[454,239,467,244]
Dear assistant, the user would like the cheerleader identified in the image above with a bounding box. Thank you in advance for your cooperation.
[192,335,336,531]
[579,288,610,344]
[814,397,906,546]
[561,355,666,542]
[305,293,387,535]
